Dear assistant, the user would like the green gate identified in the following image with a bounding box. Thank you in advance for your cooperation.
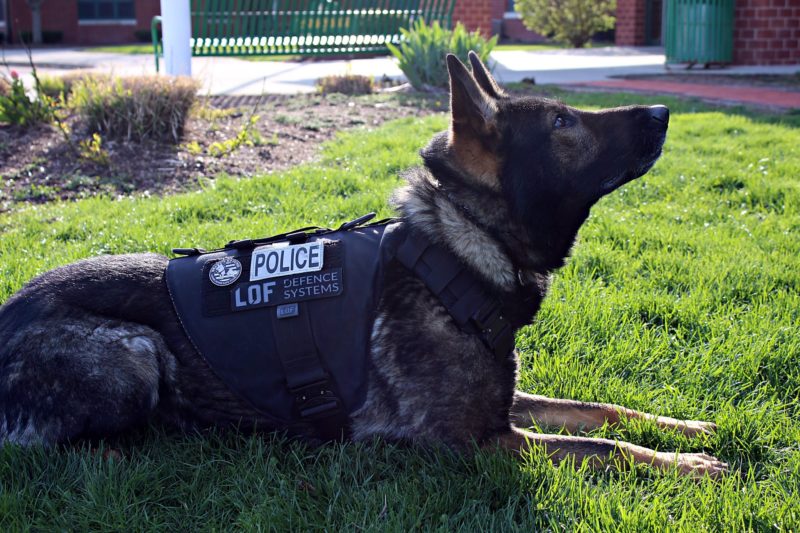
[153,0,457,71]
[664,0,734,66]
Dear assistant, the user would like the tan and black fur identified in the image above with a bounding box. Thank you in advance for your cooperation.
[0,53,726,479]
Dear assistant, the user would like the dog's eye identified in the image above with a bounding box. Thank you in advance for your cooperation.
[554,115,568,129]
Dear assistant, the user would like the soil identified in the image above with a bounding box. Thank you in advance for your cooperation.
[614,73,800,92]
[0,91,449,212]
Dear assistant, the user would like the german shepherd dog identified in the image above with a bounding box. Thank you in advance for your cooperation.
[0,53,726,478]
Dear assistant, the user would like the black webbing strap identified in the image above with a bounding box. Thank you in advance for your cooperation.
[270,302,348,440]
[395,230,516,359]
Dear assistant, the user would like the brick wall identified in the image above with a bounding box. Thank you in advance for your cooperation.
[615,0,647,45]
[502,17,547,42]
[452,0,496,36]
[7,0,159,45]
[733,0,800,65]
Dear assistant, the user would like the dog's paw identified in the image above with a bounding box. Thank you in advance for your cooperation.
[677,420,717,438]
[660,452,728,480]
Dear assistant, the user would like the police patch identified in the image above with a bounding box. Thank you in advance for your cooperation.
[249,241,324,282]
[208,257,242,287]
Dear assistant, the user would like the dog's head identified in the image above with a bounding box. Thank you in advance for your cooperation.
[422,52,669,269]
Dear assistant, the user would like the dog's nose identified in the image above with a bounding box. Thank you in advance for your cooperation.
[648,105,669,124]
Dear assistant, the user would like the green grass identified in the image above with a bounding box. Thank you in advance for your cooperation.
[1,92,800,530]
[85,44,154,55]
[84,43,302,62]
[495,40,615,52]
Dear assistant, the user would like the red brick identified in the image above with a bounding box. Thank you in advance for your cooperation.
[758,29,777,38]
[752,39,769,48]
[760,7,778,15]
[776,49,791,58]
[770,38,784,47]
[770,18,786,27]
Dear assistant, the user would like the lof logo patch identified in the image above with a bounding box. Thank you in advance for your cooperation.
[208,257,242,287]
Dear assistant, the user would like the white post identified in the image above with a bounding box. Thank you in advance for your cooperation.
[160,0,192,76]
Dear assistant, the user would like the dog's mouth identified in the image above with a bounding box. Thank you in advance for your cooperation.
[600,148,662,193]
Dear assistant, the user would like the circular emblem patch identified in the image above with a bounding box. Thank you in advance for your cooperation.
[209,257,242,287]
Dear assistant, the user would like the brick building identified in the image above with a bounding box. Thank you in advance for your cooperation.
[1,0,159,45]
[1,0,794,64]
[615,0,800,64]
[0,0,544,45]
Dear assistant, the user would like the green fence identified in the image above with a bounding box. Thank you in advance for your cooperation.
[664,0,734,66]
[153,0,456,71]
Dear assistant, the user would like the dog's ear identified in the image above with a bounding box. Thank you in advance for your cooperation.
[446,54,497,135]
[468,51,505,99]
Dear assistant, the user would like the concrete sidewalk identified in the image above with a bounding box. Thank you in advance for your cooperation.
[3,45,671,94]
[2,45,799,100]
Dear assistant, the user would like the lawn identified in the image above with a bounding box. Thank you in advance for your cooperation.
[0,91,799,530]
[85,44,155,55]
[494,41,614,52]
[87,41,611,58]
[85,43,305,62]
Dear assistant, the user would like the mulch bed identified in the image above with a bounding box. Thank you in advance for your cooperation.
[0,92,448,212]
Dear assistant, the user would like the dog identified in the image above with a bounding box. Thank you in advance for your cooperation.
[0,53,726,479]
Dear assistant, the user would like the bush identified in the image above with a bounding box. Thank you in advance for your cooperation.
[135,29,161,42]
[70,75,199,143]
[38,71,110,102]
[0,71,52,126]
[515,0,616,48]
[36,75,65,101]
[316,74,374,95]
[20,30,64,44]
[387,20,497,90]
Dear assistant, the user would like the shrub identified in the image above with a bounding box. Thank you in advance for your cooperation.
[515,0,616,48]
[0,70,52,126]
[20,30,64,44]
[387,20,497,90]
[38,71,110,102]
[36,74,65,100]
[135,28,161,42]
[316,73,374,95]
[70,75,199,143]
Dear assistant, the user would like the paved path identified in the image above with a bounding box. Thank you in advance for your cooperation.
[2,46,799,108]
[579,79,800,109]
[0,45,673,93]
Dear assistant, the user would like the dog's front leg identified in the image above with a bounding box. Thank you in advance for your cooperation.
[510,391,716,437]
[489,427,727,479]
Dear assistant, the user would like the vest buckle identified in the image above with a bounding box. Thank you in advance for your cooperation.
[291,378,341,419]
[470,300,515,359]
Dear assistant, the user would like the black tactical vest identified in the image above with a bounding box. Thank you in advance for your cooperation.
[166,214,515,440]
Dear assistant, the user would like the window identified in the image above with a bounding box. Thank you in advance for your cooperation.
[505,0,520,18]
[78,0,135,20]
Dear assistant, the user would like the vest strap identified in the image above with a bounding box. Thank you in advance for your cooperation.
[395,230,516,359]
[270,302,348,440]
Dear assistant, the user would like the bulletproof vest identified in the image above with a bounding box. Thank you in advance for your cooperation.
[166,214,515,440]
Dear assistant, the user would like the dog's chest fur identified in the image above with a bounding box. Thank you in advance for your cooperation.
[351,259,519,446]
